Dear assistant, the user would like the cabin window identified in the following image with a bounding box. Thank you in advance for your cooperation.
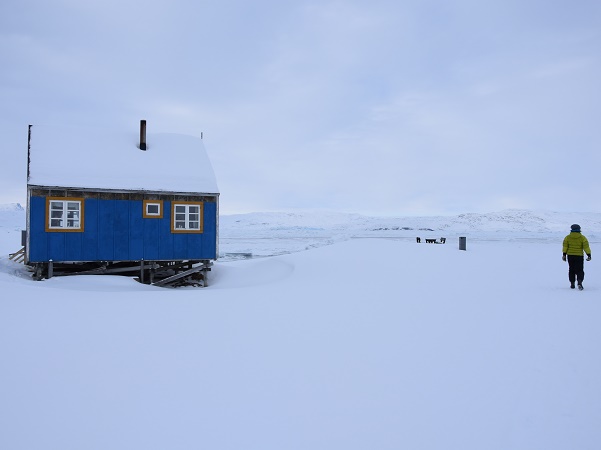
[46,197,84,232]
[143,200,163,218]
[171,202,204,233]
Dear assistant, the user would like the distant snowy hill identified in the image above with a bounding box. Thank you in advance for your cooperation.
[0,203,25,254]
[0,203,25,230]
[1,204,599,257]
[0,203,24,211]
[219,209,601,258]
[220,209,601,237]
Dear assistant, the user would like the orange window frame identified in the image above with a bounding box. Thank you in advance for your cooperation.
[45,197,85,232]
[171,201,204,234]
[143,200,164,218]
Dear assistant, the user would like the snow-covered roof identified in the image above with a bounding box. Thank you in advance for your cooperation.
[27,124,219,194]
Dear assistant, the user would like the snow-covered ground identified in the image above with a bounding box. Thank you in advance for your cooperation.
[219,209,601,258]
[1,204,600,450]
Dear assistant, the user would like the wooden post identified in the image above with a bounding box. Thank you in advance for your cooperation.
[140,259,145,283]
[48,260,53,279]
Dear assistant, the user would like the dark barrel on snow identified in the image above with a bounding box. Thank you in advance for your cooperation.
[459,236,466,251]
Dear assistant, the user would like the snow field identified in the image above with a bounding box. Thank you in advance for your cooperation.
[1,235,600,450]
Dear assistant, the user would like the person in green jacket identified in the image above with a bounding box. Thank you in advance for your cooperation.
[562,224,592,290]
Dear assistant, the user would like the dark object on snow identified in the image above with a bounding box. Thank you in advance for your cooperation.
[416,237,421,243]
[459,236,466,251]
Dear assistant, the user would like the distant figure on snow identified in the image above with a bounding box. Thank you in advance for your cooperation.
[562,224,592,290]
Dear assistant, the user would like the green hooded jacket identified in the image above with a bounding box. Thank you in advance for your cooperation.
[563,232,591,256]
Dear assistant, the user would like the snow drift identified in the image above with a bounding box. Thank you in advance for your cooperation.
[1,206,600,450]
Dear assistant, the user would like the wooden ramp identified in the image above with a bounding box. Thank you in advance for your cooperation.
[9,247,25,264]
[152,262,212,288]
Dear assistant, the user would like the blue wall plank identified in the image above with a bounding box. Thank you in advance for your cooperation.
[97,200,115,260]
[82,198,99,261]
[113,200,130,260]
[64,233,83,261]
[129,201,144,260]
[173,234,189,260]
[203,202,217,259]
[143,211,160,260]
[29,196,48,262]
[158,201,173,260]
[47,233,66,261]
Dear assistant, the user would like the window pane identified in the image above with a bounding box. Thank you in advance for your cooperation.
[48,199,82,230]
[173,203,202,231]
[147,204,159,214]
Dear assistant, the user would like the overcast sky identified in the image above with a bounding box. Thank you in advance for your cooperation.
[1,0,600,215]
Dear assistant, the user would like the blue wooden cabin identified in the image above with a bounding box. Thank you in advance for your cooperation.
[25,121,220,284]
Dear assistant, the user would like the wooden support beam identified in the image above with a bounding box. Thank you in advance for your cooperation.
[153,264,207,287]
[9,247,25,263]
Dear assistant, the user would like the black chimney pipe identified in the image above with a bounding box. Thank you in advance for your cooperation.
[139,120,147,150]
[27,124,32,181]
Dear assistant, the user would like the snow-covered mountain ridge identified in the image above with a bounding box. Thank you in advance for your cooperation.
[218,209,600,258]
[0,203,24,211]
[220,209,601,236]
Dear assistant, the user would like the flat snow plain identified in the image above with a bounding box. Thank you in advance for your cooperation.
[1,206,600,450]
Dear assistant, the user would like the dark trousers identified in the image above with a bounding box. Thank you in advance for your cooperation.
[567,255,585,284]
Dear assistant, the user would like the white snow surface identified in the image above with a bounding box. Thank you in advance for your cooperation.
[1,206,600,450]
[27,124,219,194]
[219,209,601,258]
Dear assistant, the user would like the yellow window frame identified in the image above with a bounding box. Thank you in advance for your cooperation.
[171,201,204,233]
[143,200,164,218]
[45,197,85,232]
